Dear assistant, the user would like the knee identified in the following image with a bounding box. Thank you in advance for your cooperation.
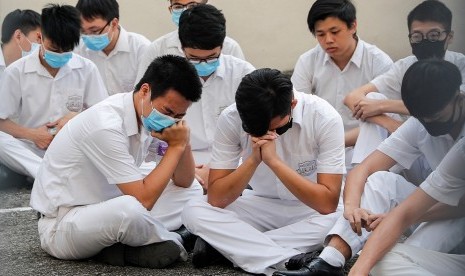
[366,92,387,100]
[117,195,148,222]
[181,198,209,229]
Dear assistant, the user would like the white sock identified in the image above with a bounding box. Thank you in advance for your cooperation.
[319,246,345,267]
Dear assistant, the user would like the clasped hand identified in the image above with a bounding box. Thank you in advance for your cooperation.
[344,207,386,236]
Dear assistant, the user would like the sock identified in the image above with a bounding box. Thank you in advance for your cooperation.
[319,246,345,267]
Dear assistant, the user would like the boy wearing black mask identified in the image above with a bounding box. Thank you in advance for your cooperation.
[343,0,465,166]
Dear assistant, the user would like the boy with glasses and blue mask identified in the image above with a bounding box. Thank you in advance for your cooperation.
[344,0,465,167]
[175,4,254,192]
[181,68,345,274]
[0,4,108,182]
[30,55,203,269]
[136,0,245,83]
[75,0,150,96]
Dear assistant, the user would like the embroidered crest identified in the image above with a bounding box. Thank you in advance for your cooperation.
[296,160,317,176]
[66,95,83,112]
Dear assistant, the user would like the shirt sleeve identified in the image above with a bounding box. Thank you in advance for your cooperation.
[291,53,313,94]
[209,107,243,170]
[223,36,245,60]
[377,117,423,169]
[420,137,465,206]
[83,62,109,108]
[0,65,21,119]
[370,61,403,100]
[78,127,144,184]
[136,41,159,85]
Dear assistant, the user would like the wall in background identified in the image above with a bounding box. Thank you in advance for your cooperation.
[1,0,464,71]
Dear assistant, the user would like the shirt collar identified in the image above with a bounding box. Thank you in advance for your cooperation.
[110,26,130,54]
[323,38,363,68]
[0,46,5,67]
[123,92,139,137]
[290,90,304,127]
[24,48,83,77]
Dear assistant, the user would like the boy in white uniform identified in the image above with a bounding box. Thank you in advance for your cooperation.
[349,60,465,276]
[0,4,108,180]
[0,9,41,80]
[75,0,150,95]
[136,0,244,83]
[182,68,345,275]
[291,0,392,167]
[344,0,465,165]
[30,55,204,268]
[274,59,465,276]
[177,4,255,190]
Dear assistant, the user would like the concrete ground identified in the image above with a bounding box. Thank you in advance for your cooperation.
[0,175,356,276]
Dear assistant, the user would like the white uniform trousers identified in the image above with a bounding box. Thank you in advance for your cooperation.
[38,181,203,260]
[372,243,465,276]
[0,131,43,178]
[352,92,403,164]
[327,171,465,257]
[182,192,342,275]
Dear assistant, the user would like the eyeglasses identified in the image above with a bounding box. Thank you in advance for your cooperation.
[82,20,111,36]
[408,30,449,44]
[186,55,220,64]
[170,2,201,12]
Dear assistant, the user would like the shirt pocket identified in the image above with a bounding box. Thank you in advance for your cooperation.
[62,88,85,112]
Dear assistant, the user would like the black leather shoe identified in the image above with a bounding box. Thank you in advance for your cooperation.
[285,249,321,270]
[173,225,196,252]
[273,257,343,276]
[192,237,231,268]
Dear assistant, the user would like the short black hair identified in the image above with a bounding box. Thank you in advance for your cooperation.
[1,9,41,44]
[41,4,81,52]
[307,0,356,35]
[179,4,226,50]
[235,68,293,137]
[402,59,461,118]
[408,0,452,32]
[76,0,120,21]
[135,55,202,102]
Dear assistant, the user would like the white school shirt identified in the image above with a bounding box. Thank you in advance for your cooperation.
[0,46,5,82]
[291,39,393,131]
[371,51,465,100]
[420,137,465,206]
[378,117,465,177]
[210,91,345,200]
[0,48,108,128]
[75,27,150,95]
[184,54,255,164]
[136,30,245,83]
[30,93,153,217]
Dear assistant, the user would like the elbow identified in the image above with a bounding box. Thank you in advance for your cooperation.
[207,195,228,209]
[316,197,340,215]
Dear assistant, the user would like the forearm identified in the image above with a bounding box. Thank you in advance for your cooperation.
[0,119,33,140]
[208,156,259,208]
[172,144,195,188]
[382,99,410,115]
[418,201,465,222]
[344,83,378,112]
[266,158,340,214]
[343,166,371,210]
[365,114,403,134]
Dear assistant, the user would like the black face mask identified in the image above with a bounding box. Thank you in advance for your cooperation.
[275,117,293,135]
[418,99,461,137]
[411,39,447,60]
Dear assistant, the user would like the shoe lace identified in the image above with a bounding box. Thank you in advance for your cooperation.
[285,250,321,270]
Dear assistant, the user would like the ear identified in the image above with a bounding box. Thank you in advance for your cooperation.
[291,98,298,109]
[447,30,454,44]
[111,17,119,28]
[13,29,22,42]
[140,83,151,98]
[351,20,357,34]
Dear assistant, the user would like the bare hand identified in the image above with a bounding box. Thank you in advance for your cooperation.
[343,207,372,236]
[152,120,190,149]
[31,125,54,150]
[353,98,382,120]
[364,213,387,232]
[258,132,279,165]
[195,164,209,192]
[46,112,78,134]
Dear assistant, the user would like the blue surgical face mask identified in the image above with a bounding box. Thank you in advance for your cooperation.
[42,45,72,68]
[21,42,40,57]
[141,93,179,132]
[82,32,111,51]
[193,59,220,77]
[171,9,185,27]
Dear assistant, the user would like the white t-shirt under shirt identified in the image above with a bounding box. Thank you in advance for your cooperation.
[30,93,152,217]
[210,91,345,201]
[291,39,393,131]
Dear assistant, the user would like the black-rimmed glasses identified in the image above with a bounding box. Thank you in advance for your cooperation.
[408,30,449,44]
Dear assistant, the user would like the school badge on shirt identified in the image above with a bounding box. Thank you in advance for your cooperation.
[66,95,83,112]
[296,160,317,176]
